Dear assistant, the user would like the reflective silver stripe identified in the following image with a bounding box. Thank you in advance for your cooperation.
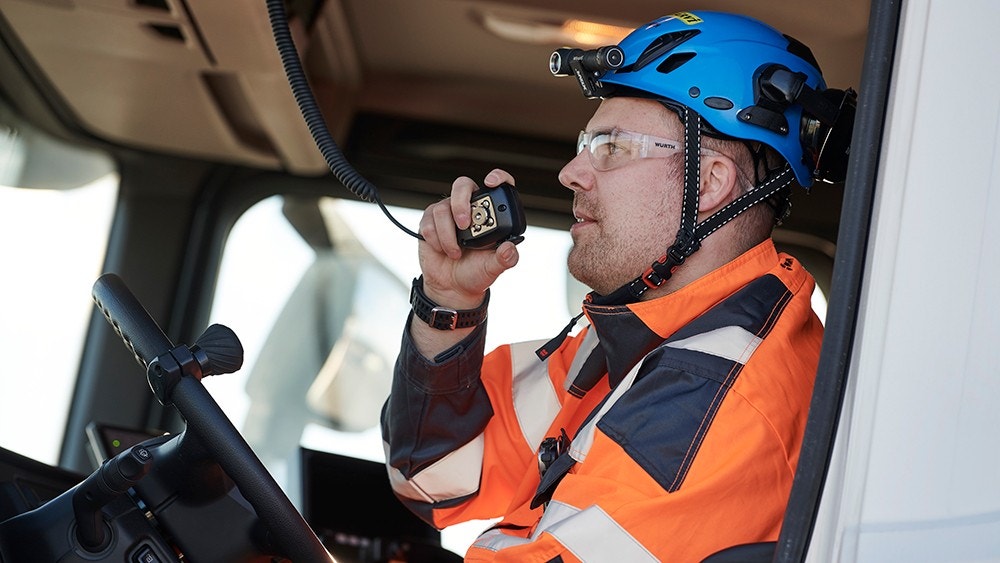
[383,433,485,502]
[541,502,659,562]
[471,528,529,552]
[472,501,659,561]
[569,359,642,463]
[468,503,590,553]
[562,324,599,393]
[510,340,562,450]
[666,325,762,364]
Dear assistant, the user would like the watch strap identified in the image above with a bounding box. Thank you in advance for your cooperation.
[410,277,489,330]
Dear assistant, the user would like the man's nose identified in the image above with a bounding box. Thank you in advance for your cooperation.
[558,150,593,193]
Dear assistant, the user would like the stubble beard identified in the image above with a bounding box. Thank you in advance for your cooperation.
[567,233,614,295]
[568,182,681,297]
[568,158,685,296]
[567,216,661,296]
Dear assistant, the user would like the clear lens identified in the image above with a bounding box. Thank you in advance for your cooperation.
[577,129,682,171]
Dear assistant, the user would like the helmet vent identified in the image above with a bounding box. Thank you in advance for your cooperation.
[782,34,821,73]
[656,52,696,75]
[628,30,701,72]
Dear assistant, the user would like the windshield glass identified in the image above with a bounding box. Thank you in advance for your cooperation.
[0,121,117,465]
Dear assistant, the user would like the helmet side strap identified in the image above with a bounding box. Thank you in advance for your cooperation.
[590,108,705,305]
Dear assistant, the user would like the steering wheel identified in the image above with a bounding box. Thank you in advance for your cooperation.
[91,273,331,562]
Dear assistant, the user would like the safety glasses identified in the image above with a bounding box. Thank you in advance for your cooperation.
[576,128,754,191]
[576,128,689,171]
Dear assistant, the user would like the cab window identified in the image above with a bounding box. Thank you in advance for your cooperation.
[0,121,117,465]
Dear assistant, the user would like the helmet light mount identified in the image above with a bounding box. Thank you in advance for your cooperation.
[753,65,858,184]
[807,87,857,184]
[549,45,624,98]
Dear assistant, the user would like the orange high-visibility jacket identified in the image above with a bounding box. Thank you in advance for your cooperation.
[382,241,822,562]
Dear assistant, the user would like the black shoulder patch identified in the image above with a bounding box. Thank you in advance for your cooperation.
[597,274,792,492]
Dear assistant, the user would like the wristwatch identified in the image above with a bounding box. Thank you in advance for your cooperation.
[409,276,489,330]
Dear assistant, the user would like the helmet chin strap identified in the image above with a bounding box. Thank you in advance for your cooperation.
[587,106,796,306]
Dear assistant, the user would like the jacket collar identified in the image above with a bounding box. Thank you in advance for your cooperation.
[580,240,780,387]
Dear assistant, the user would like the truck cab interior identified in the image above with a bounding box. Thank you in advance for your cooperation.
[0,0,890,561]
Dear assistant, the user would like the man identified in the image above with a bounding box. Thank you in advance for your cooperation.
[381,11,853,562]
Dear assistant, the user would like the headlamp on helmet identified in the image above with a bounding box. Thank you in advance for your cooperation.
[550,11,856,186]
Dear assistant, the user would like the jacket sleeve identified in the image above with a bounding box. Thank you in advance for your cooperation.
[381,316,566,528]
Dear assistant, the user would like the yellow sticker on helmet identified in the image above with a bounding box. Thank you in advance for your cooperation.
[670,12,704,25]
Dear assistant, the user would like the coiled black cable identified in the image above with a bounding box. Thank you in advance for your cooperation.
[265,0,422,240]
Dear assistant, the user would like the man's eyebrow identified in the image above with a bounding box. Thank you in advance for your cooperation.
[586,125,615,134]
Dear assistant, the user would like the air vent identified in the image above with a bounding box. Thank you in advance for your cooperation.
[147,23,185,42]
[627,30,700,72]
[657,52,696,75]
[782,34,821,71]
[134,0,170,12]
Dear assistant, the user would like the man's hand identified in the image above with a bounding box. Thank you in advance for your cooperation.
[410,169,521,357]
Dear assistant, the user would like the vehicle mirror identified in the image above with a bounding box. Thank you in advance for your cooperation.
[0,119,113,191]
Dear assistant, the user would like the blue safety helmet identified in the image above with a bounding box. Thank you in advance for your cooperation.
[549,11,854,303]
[593,11,828,186]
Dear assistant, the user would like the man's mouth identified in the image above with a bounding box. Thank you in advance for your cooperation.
[571,209,597,236]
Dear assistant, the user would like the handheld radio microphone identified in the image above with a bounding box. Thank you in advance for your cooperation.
[458,183,526,249]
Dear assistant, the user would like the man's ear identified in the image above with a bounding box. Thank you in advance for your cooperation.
[699,155,742,214]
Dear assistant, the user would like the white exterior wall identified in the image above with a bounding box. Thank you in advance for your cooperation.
[809,1,1000,561]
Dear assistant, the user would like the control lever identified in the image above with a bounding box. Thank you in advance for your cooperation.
[72,444,154,551]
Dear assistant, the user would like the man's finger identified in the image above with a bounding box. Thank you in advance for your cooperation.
[450,176,477,230]
[484,168,516,188]
[431,200,463,260]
